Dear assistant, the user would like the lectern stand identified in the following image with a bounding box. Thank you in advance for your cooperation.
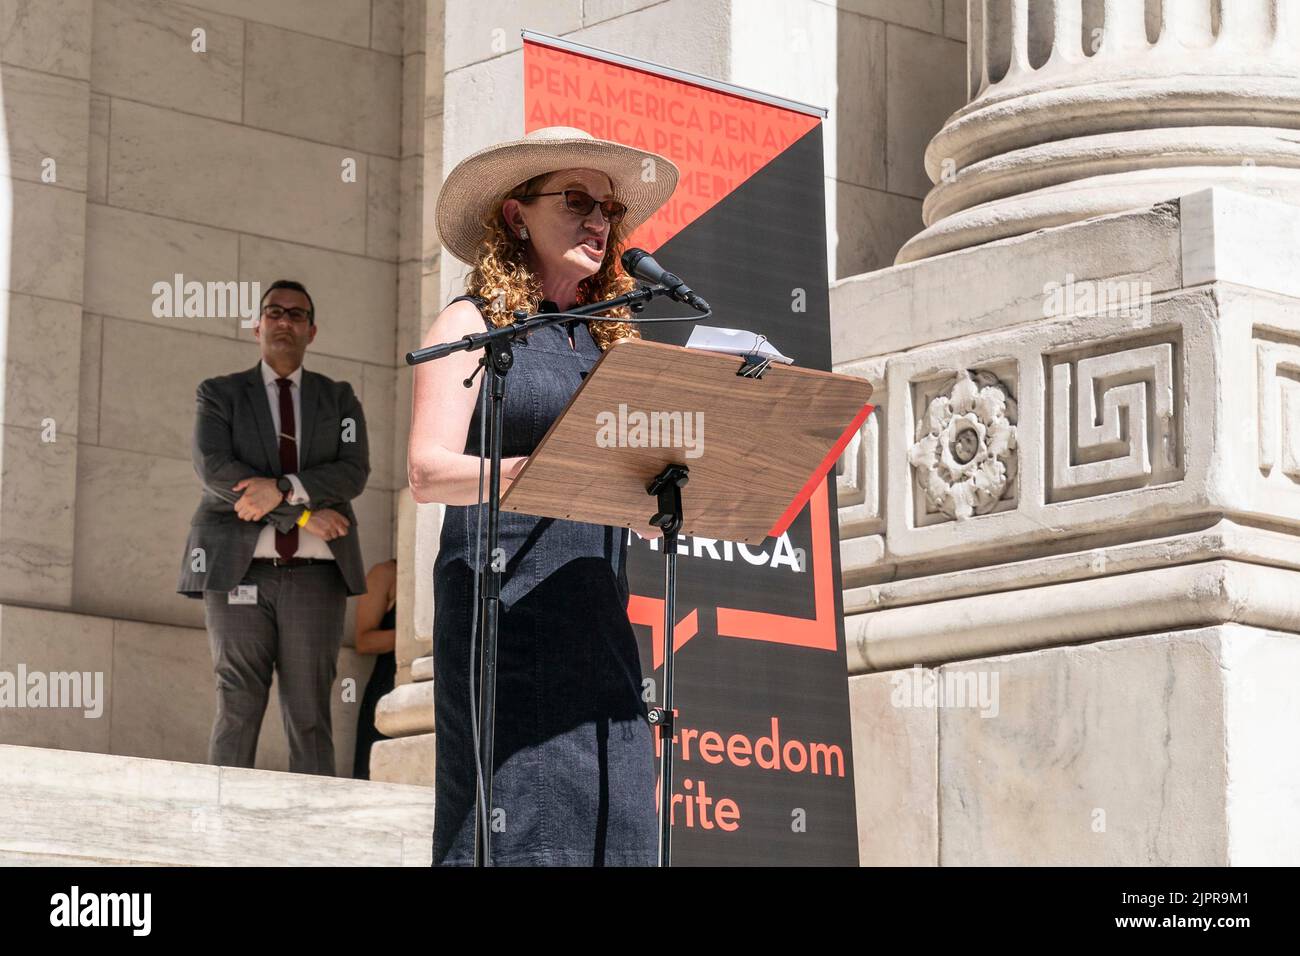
[502,338,874,866]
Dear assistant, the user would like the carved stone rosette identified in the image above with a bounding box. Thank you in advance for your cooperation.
[907,369,1019,520]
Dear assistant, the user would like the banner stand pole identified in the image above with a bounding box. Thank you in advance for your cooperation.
[647,463,689,867]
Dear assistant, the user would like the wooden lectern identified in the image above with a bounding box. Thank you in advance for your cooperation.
[502,337,874,865]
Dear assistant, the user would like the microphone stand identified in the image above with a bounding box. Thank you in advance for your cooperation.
[408,282,692,867]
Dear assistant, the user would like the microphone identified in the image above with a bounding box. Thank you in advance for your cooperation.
[621,249,710,312]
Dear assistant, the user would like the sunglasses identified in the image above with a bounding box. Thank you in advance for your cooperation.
[261,304,312,323]
[518,189,627,224]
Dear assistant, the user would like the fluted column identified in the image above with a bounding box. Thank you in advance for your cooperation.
[899,0,1300,263]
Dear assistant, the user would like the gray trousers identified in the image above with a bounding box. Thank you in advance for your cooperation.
[203,561,347,775]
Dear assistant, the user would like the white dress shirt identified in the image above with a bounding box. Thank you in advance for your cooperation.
[252,359,335,560]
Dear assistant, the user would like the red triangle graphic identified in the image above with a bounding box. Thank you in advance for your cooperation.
[524,40,820,253]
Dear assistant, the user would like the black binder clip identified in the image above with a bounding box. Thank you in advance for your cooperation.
[737,353,771,379]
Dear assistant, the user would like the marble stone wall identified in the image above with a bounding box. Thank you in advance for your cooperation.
[733,0,967,278]
[1,0,428,773]
[0,603,373,774]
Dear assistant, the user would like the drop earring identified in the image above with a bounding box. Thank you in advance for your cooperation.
[519,226,530,241]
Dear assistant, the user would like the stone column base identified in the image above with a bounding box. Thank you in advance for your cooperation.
[851,624,1300,866]
[370,732,434,787]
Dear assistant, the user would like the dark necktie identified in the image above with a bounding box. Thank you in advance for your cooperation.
[275,377,298,559]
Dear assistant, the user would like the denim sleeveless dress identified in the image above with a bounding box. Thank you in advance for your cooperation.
[431,295,658,866]
[352,601,396,779]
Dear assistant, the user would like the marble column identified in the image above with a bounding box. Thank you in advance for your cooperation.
[900,0,1300,263]
[835,0,1300,864]
[371,0,442,784]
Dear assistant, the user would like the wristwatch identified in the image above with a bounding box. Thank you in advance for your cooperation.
[276,476,293,503]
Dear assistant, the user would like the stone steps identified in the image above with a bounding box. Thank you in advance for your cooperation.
[0,744,434,866]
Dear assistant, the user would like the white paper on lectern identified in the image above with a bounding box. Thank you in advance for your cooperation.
[683,325,795,364]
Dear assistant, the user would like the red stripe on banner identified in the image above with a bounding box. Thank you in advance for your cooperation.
[625,600,699,669]
[628,485,844,657]
[715,481,838,651]
[765,402,874,540]
[524,40,821,253]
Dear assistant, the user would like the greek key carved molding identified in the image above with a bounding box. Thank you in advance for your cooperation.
[1047,341,1181,503]
[837,408,883,537]
[1257,338,1300,479]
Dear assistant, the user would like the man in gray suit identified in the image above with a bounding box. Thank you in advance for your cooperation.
[178,279,370,775]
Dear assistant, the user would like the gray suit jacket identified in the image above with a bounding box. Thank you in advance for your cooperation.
[176,363,370,598]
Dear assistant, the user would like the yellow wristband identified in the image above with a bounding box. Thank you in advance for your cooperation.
[297,509,312,527]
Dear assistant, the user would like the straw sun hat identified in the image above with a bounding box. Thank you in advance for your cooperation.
[435,126,680,265]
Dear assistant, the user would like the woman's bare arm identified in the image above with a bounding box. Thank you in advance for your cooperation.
[355,560,397,655]
[408,299,528,505]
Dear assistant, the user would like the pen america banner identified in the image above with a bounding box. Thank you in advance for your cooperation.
[524,34,859,865]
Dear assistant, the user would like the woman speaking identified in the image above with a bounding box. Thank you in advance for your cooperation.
[408,126,679,865]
